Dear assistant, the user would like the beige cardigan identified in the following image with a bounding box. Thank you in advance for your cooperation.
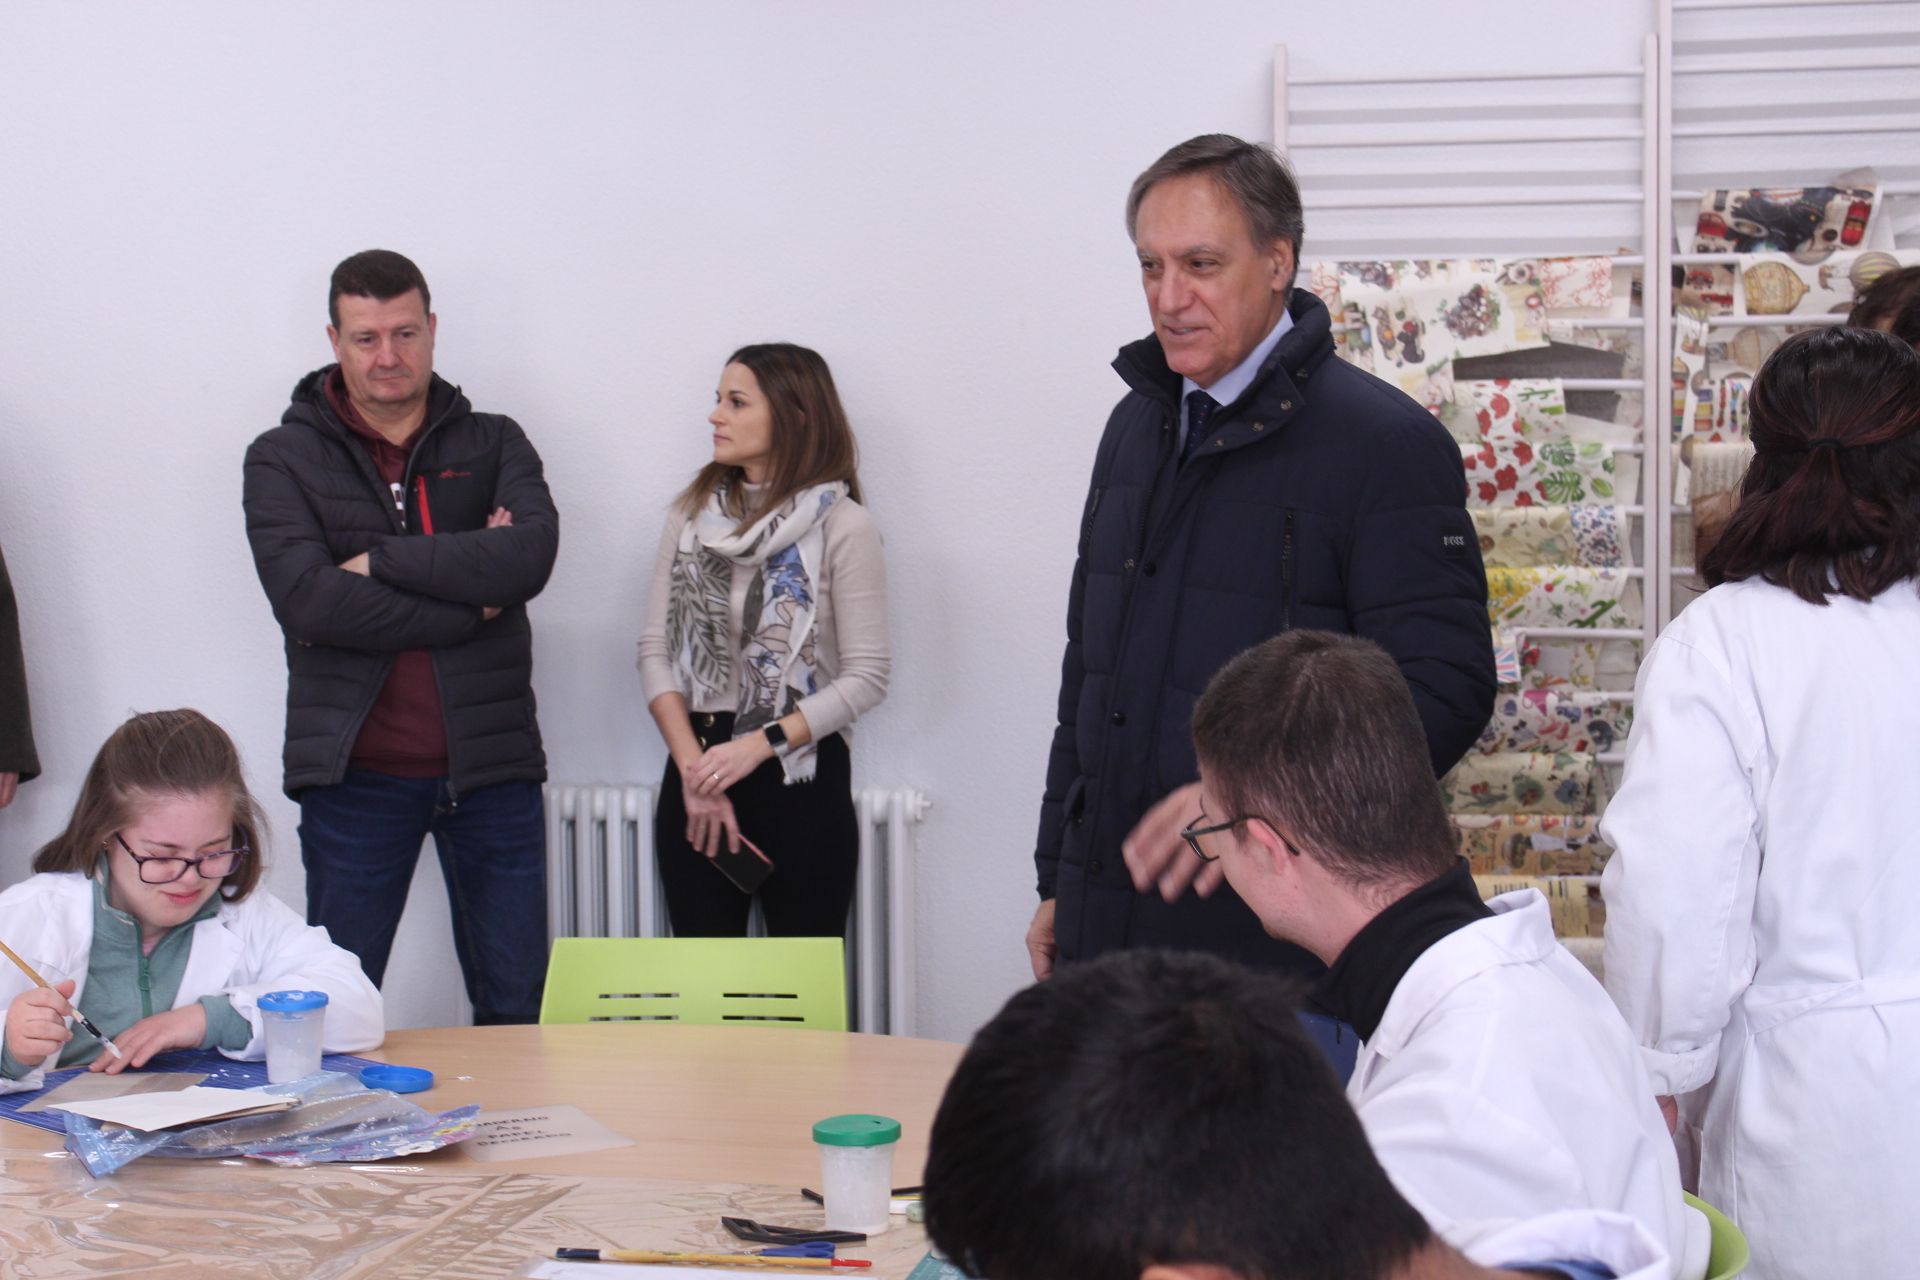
[636,497,890,743]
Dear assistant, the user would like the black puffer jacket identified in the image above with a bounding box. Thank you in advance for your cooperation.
[1034,291,1494,973]
[243,370,559,798]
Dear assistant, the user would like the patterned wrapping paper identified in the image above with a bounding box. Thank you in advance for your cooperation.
[1462,437,1620,507]
[1514,635,1641,693]
[1453,814,1613,877]
[1472,505,1631,569]
[1441,751,1605,815]
[1529,256,1615,311]
[1442,378,1567,446]
[1475,688,1633,755]
[1339,259,1549,406]
[1487,566,1642,632]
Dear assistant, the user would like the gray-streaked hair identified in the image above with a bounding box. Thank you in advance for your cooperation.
[1126,134,1305,269]
[1192,631,1456,889]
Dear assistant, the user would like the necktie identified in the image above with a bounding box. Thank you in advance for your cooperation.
[1182,390,1220,465]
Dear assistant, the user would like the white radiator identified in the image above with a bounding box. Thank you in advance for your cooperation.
[542,783,928,1035]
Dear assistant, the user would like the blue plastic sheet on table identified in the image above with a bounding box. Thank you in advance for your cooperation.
[0,1044,381,1136]
[61,1070,478,1177]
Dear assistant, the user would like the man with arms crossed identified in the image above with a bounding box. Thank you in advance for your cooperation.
[925,948,1671,1280]
[1028,134,1493,989]
[1184,630,1693,1267]
[244,250,558,1024]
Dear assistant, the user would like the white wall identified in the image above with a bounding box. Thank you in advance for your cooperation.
[0,1,1648,1042]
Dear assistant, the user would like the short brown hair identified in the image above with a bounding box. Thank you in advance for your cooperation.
[329,249,431,328]
[677,343,864,530]
[1703,326,1920,604]
[1192,631,1455,888]
[32,710,267,901]
[1126,134,1305,287]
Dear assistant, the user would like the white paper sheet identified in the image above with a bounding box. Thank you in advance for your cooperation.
[19,1070,206,1113]
[55,1085,293,1131]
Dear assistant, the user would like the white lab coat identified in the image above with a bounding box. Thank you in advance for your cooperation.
[1602,576,1920,1280]
[1458,1210,1672,1280]
[1351,891,1691,1274]
[0,872,384,1094]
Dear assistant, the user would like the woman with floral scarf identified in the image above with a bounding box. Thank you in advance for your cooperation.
[636,344,890,937]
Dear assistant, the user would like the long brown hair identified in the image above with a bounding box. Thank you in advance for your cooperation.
[32,709,267,901]
[1703,326,1920,604]
[676,343,863,531]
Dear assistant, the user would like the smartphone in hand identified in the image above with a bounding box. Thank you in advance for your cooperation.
[710,834,775,894]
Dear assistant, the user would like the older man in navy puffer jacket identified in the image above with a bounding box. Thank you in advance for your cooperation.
[1026,135,1494,1018]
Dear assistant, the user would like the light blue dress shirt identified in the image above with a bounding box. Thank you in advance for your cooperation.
[1178,305,1296,451]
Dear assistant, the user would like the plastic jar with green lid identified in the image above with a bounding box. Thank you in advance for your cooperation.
[812,1113,901,1232]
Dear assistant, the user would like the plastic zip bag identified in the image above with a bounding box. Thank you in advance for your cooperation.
[61,1069,478,1177]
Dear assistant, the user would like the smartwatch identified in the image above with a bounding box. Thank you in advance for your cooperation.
[763,723,792,758]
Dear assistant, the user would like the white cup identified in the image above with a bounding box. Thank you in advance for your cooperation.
[812,1114,901,1234]
[257,990,329,1084]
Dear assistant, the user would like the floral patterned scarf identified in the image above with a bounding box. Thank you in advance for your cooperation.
[666,481,845,784]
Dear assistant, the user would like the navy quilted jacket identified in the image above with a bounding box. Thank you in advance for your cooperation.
[1034,290,1494,972]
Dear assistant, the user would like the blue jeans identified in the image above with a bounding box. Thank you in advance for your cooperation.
[299,770,548,1025]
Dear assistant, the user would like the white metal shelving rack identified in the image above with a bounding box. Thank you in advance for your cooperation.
[1273,36,1667,779]
[1659,0,1920,624]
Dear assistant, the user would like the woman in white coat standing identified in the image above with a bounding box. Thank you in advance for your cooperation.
[1602,326,1920,1279]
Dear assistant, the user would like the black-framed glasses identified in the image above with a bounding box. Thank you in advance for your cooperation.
[1180,816,1249,864]
[114,832,251,885]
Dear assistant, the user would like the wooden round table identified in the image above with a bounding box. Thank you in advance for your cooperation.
[0,1023,968,1278]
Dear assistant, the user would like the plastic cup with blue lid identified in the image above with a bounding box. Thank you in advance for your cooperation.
[257,990,328,1083]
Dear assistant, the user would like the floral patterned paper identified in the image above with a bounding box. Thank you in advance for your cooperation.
[1453,814,1613,876]
[1340,259,1548,406]
[1442,379,1567,445]
[1530,257,1615,311]
[1441,751,1603,815]
[1471,505,1630,569]
[1476,689,1633,755]
[1462,437,1619,507]
[1487,566,1642,632]
[1514,635,1641,693]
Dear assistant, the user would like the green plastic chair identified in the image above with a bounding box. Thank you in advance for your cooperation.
[1684,1192,1751,1280]
[539,937,848,1030]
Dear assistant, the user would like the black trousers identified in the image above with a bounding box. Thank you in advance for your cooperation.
[655,711,859,938]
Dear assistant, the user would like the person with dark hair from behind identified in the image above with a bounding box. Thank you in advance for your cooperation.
[1602,326,1920,1280]
[1184,631,1694,1271]
[924,949,1671,1280]
[243,250,559,1024]
[1847,263,1920,337]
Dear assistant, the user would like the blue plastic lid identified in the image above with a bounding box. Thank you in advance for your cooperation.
[258,990,330,1013]
[360,1064,434,1094]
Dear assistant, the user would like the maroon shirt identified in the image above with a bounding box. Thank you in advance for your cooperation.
[325,370,449,778]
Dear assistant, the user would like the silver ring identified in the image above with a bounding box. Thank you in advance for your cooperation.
[710,772,721,783]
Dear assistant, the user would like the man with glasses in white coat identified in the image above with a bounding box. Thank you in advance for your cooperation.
[1185,629,1703,1276]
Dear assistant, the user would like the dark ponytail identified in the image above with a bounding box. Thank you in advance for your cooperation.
[1702,326,1920,604]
